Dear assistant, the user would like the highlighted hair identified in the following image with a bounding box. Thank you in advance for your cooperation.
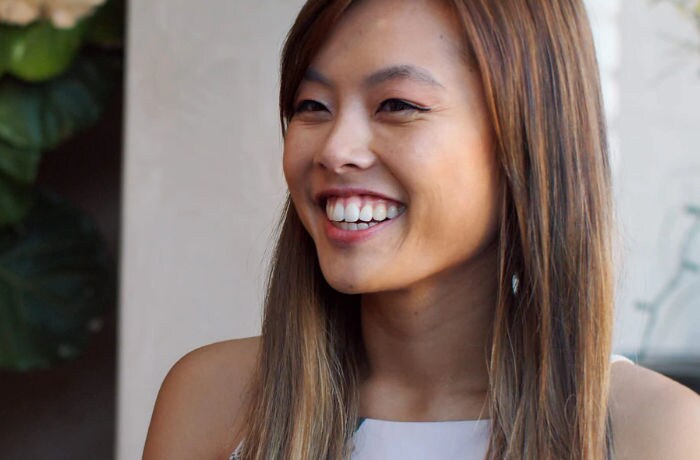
[236,1,615,458]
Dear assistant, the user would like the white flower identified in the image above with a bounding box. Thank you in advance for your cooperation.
[0,0,40,26]
[44,0,106,29]
[0,0,106,29]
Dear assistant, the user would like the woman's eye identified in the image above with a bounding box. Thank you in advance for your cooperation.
[294,100,327,114]
[377,99,429,114]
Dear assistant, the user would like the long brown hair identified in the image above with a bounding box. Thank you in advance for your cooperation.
[236,0,615,458]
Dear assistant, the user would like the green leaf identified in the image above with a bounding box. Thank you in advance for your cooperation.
[0,140,41,185]
[0,172,34,226]
[0,141,40,224]
[0,53,121,151]
[0,189,115,371]
[0,77,41,149]
[0,29,11,75]
[0,20,89,82]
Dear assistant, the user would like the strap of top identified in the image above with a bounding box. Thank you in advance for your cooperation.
[610,353,634,365]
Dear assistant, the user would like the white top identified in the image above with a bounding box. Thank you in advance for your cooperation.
[351,417,490,460]
[231,354,634,460]
[349,353,634,460]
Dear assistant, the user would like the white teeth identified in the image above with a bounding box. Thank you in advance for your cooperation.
[372,203,387,221]
[324,196,406,224]
[359,204,373,222]
[332,201,344,222]
[333,221,381,231]
[344,203,360,222]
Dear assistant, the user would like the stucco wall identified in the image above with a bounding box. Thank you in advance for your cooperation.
[118,1,304,458]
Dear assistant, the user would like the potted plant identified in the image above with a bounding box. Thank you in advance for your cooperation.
[0,0,123,371]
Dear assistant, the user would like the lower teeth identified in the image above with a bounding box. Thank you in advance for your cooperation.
[332,220,383,231]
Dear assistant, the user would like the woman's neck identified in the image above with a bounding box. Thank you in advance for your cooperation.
[358,246,497,421]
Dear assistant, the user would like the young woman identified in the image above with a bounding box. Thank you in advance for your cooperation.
[143,0,700,459]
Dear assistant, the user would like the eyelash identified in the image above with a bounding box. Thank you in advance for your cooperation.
[293,98,430,115]
[294,100,327,113]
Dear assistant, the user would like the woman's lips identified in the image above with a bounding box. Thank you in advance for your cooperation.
[312,191,407,246]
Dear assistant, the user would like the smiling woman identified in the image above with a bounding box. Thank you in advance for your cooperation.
[142,1,700,459]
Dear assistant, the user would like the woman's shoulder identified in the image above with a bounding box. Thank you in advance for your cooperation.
[143,335,261,460]
[609,358,700,459]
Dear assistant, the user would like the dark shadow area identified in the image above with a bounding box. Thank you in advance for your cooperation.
[640,356,700,394]
[0,77,122,460]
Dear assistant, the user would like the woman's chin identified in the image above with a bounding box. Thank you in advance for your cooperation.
[323,276,369,295]
[321,268,378,295]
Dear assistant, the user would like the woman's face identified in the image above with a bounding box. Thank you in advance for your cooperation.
[283,0,501,294]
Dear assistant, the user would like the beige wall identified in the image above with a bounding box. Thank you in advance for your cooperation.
[118,1,304,458]
[119,0,700,458]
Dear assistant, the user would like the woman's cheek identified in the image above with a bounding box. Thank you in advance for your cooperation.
[282,137,306,190]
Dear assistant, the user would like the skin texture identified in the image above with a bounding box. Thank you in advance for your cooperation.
[143,337,260,460]
[143,1,700,458]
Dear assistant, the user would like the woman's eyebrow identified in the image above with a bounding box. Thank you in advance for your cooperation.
[364,64,445,89]
[303,64,445,90]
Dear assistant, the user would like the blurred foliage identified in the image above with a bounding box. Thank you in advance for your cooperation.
[0,54,120,227]
[0,190,115,371]
[0,0,122,371]
[0,54,120,154]
[0,141,39,225]
[0,19,89,82]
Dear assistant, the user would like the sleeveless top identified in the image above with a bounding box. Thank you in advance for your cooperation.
[230,353,634,459]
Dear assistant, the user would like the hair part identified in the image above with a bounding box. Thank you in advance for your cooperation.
[237,0,615,458]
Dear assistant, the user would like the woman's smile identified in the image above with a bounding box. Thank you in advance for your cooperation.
[310,186,406,245]
[320,194,407,246]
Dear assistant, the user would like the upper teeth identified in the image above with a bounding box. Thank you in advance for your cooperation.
[325,196,405,223]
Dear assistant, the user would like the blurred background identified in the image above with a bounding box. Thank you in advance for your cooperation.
[0,0,697,459]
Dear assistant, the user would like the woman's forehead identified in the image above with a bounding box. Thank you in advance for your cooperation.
[306,0,466,89]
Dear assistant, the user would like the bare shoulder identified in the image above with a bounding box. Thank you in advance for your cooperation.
[610,359,700,460]
[143,335,261,460]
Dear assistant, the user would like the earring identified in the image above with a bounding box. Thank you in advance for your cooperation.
[511,273,520,295]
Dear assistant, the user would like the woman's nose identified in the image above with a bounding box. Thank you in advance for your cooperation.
[314,110,376,174]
